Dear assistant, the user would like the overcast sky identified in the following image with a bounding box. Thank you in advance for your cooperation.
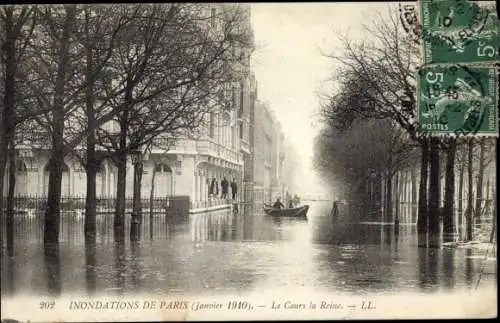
[250,2,395,195]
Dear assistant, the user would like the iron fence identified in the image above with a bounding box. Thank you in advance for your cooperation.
[1,195,190,216]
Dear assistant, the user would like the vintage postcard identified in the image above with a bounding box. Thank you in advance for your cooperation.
[0,1,497,321]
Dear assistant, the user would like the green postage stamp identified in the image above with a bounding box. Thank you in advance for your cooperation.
[419,0,500,64]
[417,64,499,136]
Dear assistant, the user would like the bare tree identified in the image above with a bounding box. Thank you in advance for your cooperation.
[0,5,37,251]
[314,113,416,223]
[69,4,132,240]
[320,8,431,228]
[320,7,466,245]
[36,5,79,245]
[86,4,253,239]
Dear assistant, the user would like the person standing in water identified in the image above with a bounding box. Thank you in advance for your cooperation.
[331,200,339,220]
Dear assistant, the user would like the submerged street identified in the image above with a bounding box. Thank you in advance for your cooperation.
[1,202,496,298]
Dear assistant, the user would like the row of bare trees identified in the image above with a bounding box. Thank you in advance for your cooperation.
[0,4,253,247]
[313,8,497,247]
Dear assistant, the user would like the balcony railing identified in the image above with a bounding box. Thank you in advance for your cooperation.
[196,139,242,165]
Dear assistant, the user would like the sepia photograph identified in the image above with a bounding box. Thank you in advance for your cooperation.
[0,1,498,321]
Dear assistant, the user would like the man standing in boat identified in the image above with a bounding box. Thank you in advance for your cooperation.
[272,198,285,209]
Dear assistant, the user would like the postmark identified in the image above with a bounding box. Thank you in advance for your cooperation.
[399,3,421,43]
[417,64,499,136]
[419,0,500,65]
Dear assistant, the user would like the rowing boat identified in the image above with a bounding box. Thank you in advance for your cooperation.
[263,205,309,218]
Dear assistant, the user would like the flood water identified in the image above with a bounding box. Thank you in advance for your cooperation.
[0,201,497,298]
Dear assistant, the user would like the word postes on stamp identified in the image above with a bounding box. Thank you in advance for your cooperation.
[419,0,499,65]
[417,64,498,136]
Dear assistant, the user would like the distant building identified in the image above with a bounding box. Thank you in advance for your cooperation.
[251,101,288,203]
[241,73,258,203]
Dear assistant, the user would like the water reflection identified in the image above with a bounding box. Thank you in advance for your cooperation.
[85,239,97,295]
[0,202,496,297]
[2,254,15,296]
[427,248,439,287]
[442,249,454,289]
[44,244,61,296]
[114,240,126,295]
[417,248,440,291]
[130,239,141,291]
[465,249,474,288]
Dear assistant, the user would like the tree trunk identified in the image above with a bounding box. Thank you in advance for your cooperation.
[113,150,127,239]
[394,171,400,234]
[0,151,6,248]
[114,81,132,239]
[428,137,441,247]
[132,160,143,216]
[394,171,400,225]
[130,159,143,240]
[402,171,408,223]
[6,140,16,256]
[474,138,485,224]
[491,189,497,244]
[380,171,385,221]
[149,164,157,240]
[84,96,98,239]
[458,159,465,238]
[417,138,429,242]
[443,138,457,242]
[84,9,97,239]
[44,5,77,246]
[465,138,474,242]
[0,7,18,249]
[411,167,417,224]
[84,157,97,238]
[386,172,393,223]
[489,140,496,243]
